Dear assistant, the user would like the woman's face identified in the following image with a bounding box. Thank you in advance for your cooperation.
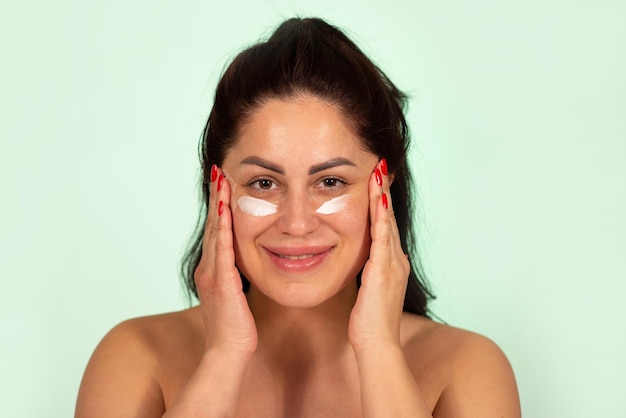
[222,95,379,308]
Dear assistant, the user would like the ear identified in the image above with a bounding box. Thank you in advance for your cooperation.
[388,173,395,185]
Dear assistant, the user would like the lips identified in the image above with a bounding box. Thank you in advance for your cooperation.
[264,246,334,273]
[276,253,317,260]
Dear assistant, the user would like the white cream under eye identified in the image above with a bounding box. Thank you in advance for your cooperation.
[236,193,349,217]
[237,196,278,217]
[315,195,349,215]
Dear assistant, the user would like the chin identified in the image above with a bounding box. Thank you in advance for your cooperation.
[248,277,357,310]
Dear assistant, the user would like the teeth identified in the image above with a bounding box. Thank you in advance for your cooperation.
[278,254,315,260]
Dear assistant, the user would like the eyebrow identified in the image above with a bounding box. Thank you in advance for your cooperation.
[308,158,356,175]
[239,156,356,175]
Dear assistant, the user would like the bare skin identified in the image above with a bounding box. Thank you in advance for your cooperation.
[75,96,520,418]
[76,308,519,417]
[76,307,519,417]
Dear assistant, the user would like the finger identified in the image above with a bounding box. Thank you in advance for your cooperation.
[368,160,408,276]
[197,166,236,288]
[383,187,411,277]
[368,164,383,231]
[367,162,393,270]
[379,158,401,241]
[380,161,408,268]
[202,164,220,247]
[205,167,232,238]
[214,170,237,276]
[381,188,412,284]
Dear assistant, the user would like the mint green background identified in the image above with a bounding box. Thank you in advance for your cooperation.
[1,1,624,417]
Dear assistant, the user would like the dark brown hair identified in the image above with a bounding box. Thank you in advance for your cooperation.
[182,17,434,316]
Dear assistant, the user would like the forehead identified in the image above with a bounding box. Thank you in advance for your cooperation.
[226,95,374,166]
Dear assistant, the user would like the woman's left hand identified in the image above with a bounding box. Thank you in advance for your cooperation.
[348,158,411,353]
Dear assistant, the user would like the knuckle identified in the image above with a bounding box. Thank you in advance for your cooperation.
[193,265,210,289]
[401,256,410,273]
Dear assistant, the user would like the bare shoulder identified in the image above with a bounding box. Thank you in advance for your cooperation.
[108,306,204,355]
[400,314,521,417]
[75,307,204,418]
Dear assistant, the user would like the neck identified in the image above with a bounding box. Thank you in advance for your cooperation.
[246,281,357,369]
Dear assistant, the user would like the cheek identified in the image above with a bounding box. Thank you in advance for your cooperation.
[331,198,372,276]
[329,195,371,240]
[231,206,273,247]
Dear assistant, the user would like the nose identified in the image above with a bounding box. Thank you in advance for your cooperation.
[275,188,320,236]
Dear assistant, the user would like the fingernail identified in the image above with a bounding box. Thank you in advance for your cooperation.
[375,168,382,186]
[210,164,218,183]
[218,200,224,216]
[217,175,224,192]
[380,158,388,176]
[382,193,388,209]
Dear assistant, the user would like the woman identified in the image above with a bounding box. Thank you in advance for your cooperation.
[76,18,520,417]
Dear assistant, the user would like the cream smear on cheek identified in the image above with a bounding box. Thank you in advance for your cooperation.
[228,175,279,217]
[237,196,278,217]
[235,194,350,217]
[315,194,349,215]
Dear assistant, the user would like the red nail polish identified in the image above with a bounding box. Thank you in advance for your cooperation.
[382,193,388,209]
[218,200,224,216]
[380,158,388,176]
[210,164,218,183]
[375,168,382,186]
[217,175,224,192]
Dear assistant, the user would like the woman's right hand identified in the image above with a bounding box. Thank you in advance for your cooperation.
[194,165,258,356]
[163,167,256,416]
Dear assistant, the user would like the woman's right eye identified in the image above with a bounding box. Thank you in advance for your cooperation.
[247,178,277,191]
[257,179,273,189]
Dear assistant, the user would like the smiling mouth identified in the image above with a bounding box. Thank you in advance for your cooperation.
[275,253,317,260]
[264,246,334,273]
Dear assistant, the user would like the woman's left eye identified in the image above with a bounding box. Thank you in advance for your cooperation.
[318,177,346,189]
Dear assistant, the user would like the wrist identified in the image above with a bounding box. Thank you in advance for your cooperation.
[350,330,402,354]
[352,340,404,360]
[164,348,252,417]
[203,346,255,364]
